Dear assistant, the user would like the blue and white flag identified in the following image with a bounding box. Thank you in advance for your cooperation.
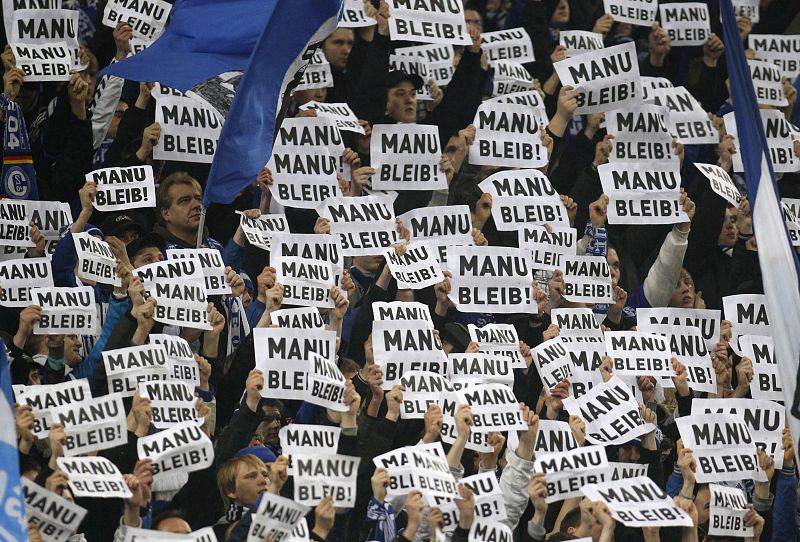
[720,1,800,452]
[203,0,342,205]
[102,0,278,92]
[0,341,27,541]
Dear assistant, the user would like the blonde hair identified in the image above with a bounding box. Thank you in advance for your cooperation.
[216,454,265,508]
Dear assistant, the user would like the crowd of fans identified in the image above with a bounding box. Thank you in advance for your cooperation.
[2,0,800,541]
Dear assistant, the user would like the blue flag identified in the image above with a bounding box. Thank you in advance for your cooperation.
[0,341,28,541]
[203,0,341,205]
[102,0,279,91]
[719,1,800,444]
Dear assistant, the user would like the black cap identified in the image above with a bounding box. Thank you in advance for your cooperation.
[442,322,471,353]
[126,232,165,262]
[100,213,145,238]
[386,70,424,91]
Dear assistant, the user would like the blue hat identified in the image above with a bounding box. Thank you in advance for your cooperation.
[235,445,276,464]
[85,224,103,237]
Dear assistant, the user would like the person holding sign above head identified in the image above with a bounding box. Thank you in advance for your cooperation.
[6,0,800,541]
[353,1,488,214]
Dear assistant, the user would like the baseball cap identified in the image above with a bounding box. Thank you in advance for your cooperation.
[386,70,424,91]
[100,213,145,238]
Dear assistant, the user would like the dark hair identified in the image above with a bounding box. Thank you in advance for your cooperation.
[338,357,359,377]
[560,506,582,534]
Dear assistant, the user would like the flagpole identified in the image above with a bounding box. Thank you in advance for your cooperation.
[196,205,207,248]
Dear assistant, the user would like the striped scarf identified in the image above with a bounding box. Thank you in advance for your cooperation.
[0,94,38,200]
[366,498,396,542]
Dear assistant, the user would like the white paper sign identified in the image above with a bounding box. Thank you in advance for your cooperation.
[553,42,641,114]
[581,476,693,527]
[607,104,675,163]
[481,28,535,64]
[530,338,574,392]
[659,3,710,46]
[599,162,686,225]
[88,166,156,211]
[57,457,132,499]
[691,398,785,472]
[10,9,80,68]
[519,225,577,272]
[388,0,471,46]
[749,58,788,107]
[339,0,377,27]
[296,49,333,91]
[562,376,656,445]
[11,41,71,81]
[399,205,473,251]
[139,380,202,429]
[53,393,127,456]
[154,88,221,163]
[395,43,455,86]
[268,117,342,210]
[722,294,770,355]
[370,124,446,191]
[272,256,334,309]
[102,0,172,40]
[0,257,52,307]
[446,245,537,313]
[19,380,92,439]
[651,86,719,144]
[103,344,170,397]
[603,0,657,26]
[317,195,399,256]
[676,414,759,483]
[561,255,613,304]
[385,242,444,290]
[479,169,567,230]
[724,109,800,173]
[291,453,360,507]
[137,420,214,479]
[469,102,547,168]
[533,445,611,502]
[31,286,98,335]
[732,0,759,23]
[278,424,341,456]
[560,31,604,57]
[468,323,526,370]
[271,307,326,329]
[22,478,87,542]
[739,334,783,402]
[73,232,121,287]
[709,484,754,537]
[0,200,33,248]
[373,320,448,389]
[751,34,800,80]
[299,101,365,134]
[239,213,289,251]
[694,163,742,206]
[253,327,337,401]
[604,331,673,378]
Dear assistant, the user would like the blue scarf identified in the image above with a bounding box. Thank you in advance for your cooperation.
[0,94,39,200]
[366,498,396,542]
